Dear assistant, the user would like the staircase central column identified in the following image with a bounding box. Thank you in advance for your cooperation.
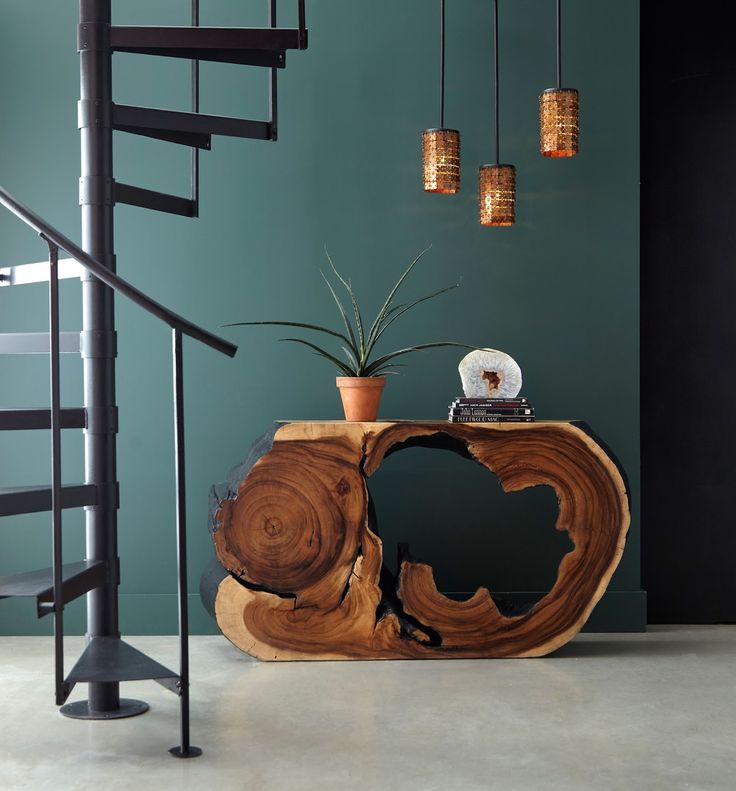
[77,0,120,716]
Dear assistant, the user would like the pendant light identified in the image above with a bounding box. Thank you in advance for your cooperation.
[479,0,515,226]
[540,0,579,157]
[422,0,460,193]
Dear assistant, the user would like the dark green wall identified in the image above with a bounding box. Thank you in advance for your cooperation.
[0,0,641,635]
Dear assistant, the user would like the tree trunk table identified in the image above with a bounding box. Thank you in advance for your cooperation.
[201,420,630,660]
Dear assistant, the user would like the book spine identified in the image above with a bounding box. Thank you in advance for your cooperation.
[455,396,529,406]
[450,407,534,416]
[452,398,530,406]
[448,415,535,423]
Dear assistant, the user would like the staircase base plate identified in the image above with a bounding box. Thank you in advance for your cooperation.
[60,698,149,720]
[169,745,203,759]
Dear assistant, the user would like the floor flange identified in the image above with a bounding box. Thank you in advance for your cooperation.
[60,698,149,720]
[169,745,203,759]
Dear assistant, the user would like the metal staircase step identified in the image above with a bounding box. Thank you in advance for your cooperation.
[110,26,307,67]
[0,408,86,431]
[113,107,212,150]
[0,258,82,287]
[0,332,80,355]
[0,484,97,517]
[0,560,107,617]
[64,637,180,696]
[115,183,195,217]
[113,104,272,144]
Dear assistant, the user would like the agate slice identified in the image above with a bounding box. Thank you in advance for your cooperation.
[458,349,522,398]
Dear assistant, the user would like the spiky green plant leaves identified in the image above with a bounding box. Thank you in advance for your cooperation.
[226,247,476,376]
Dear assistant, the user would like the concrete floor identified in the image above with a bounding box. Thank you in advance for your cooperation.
[0,627,734,791]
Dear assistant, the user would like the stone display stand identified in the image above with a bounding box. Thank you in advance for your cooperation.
[201,421,630,660]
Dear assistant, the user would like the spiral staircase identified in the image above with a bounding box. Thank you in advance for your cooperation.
[0,0,308,757]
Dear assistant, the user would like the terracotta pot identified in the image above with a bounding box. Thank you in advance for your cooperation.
[336,376,386,421]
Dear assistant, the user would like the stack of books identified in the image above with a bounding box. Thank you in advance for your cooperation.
[448,396,535,423]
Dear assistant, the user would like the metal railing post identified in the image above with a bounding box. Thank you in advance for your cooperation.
[46,239,65,705]
[191,0,200,215]
[298,0,306,42]
[169,329,201,759]
[269,0,278,140]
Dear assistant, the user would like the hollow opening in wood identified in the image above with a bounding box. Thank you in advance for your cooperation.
[367,442,571,615]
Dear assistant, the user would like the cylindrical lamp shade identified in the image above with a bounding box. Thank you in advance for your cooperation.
[422,129,461,193]
[540,88,579,157]
[478,164,516,226]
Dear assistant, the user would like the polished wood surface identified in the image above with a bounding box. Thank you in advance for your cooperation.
[204,421,630,660]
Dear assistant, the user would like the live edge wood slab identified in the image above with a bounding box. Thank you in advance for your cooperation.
[201,420,630,660]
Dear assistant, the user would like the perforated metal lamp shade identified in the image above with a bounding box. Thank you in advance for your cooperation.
[541,1,579,158]
[478,164,515,226]
[540,88,579,157]
[423,128,461,193]
[479,0,515,227]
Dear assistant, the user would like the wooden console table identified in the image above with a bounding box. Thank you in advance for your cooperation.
[201,421,629,660]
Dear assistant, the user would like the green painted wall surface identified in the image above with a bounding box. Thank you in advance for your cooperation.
[0,0,641,635]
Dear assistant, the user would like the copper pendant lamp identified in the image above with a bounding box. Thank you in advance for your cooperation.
[422,0,460,193]
[479,0,515,226]
[540,0,579,157]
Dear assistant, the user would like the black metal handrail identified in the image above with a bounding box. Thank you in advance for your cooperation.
[0,186,237,358]
[1,183,235,755]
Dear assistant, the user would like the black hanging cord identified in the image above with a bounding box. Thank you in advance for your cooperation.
[556,0,561,88]
[440,0,446,129]
[493,0,499,164]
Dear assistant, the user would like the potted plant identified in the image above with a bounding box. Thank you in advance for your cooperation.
[227,247,476,421]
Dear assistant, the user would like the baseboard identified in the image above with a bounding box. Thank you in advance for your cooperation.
[0,589,647,636]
